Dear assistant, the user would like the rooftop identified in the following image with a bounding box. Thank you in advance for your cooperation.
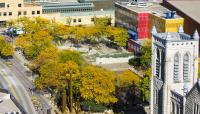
[115,2,181,19]
[42,2,94,9]
[60,10,114,16]
[0,89,21,113]
[166,0,200,24]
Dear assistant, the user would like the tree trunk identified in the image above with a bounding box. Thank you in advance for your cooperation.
[77,97,81,114]
[62,89,67,113]
[70,74,73,113]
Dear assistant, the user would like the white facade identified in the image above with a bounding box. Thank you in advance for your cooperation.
[151,27,199,114]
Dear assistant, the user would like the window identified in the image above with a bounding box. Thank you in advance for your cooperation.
[174,53,179,81]
[0,3,5,8]
[18,11,21,16]
[18,4,22,7]
[32,11,35,15]
[183,53,189,81]
[3,12,6,16]
[154,89,158,104]
[0,12,1,16]
[172,102,175,114]
[37,11,40,14]
[9,12,12,16]
[156,49,160,78]
[7,4,9,8]
[177,104,180,114]
[194,103,200,114]
[23,11,27,15]
[73,19,76,23]
[78,18,81,22]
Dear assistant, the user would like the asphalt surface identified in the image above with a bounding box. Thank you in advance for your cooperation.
[0,60,37,114]
[10,55,51,113]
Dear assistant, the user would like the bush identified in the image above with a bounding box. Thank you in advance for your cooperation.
[81,101,107,112]
[129,57,141,67]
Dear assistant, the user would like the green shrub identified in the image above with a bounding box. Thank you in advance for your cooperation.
[129,57,141,67]
[81,101,107,112]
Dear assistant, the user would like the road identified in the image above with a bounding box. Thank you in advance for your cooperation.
[0,60,37,114]
[9,54,51,113]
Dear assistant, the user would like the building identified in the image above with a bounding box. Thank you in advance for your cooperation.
[0,88,27,114]
[0,0,60,27]
[41,2,94,14]
[151,26,200,114]
[115,1,184,53]
[60,10,114,26]
[163,0,200,37]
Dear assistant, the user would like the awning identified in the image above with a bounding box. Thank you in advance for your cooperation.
[128,29,138,40]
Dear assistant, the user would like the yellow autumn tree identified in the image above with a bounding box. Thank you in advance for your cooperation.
[17,17,50,34]
[1,44,14,57]
[35,61,67,112]
[80,65,118,104]
[30,46,58,70]
[118,70,141,88]
[63,61,80,113]
[0,36,14,57]
[16,30,53,59]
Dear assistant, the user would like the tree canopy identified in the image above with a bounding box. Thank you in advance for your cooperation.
[0,36,14,57]
[80,65,117,104]
[118,70,141,88]
[16,30,53,59]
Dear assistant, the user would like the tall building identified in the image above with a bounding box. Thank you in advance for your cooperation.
[151,26,200,114]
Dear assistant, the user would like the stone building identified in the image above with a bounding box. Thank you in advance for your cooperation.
[150,26,200,114]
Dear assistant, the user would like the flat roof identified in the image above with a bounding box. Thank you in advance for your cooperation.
[60,10,114,16]
[115,2,182,19]
[116,2,168,13]
[0,92,21,113]
[166,1,200,24]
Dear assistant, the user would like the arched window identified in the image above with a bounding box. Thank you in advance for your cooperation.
[156,49,160,78]
[183,53,189,81]
[174,53,179,81]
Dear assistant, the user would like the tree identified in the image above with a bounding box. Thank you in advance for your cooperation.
[140,39,151,69]
[118,70,141,88]
[16,30,53,59]
[58,50,84,66]
[1,44,14,57]
[63,61,80,113]
[30,46,58,70]
[94,16,112,26]
[0,36,14,57]
[35,62,67,112]
[0,36,7,52]
[106,27,128,47]
[80,65,118,104]
[17,17,50,34]
[139,68,151,102]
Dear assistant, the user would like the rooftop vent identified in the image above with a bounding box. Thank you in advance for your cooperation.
[164,11,176,19]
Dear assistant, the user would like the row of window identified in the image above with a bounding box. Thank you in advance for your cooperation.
[0,11,40,16]
[173,53,190,82]
[43,8,93,13]
[0,3,22,8]
[71,18,95,23]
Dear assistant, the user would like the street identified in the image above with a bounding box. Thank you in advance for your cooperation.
[0,60,37,114]
[9,54,51,113]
